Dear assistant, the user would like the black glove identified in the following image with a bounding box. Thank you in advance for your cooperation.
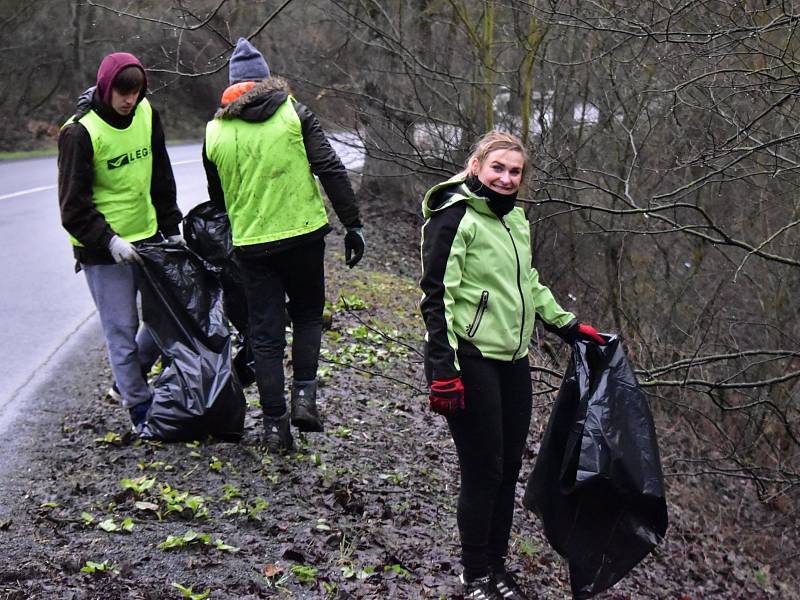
[344,227,365,268]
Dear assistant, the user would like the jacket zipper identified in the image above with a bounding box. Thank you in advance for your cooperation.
[465,290,489,337]
[501,217,526,358]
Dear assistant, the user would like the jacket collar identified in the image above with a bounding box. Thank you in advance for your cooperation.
[422,175,498,219]
[214,76,291,121]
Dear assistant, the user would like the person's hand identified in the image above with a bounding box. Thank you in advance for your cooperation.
[344,227,365,268]
[167,233,185,245]
[429,377,465,416]
[108,235,142,265]
[562,322,605,345]
[575,323,605,344]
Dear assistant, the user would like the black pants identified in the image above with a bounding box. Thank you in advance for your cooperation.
[236,240,325,417]
[446,353,532,580]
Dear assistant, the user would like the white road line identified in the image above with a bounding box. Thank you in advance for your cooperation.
[1,140,348,202]
[0,185,56,201]
[0,160,197,201]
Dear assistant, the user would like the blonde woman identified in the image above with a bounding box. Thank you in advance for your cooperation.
[419,131,604,599]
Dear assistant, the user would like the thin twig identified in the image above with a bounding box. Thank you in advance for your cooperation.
[320,356,427,395]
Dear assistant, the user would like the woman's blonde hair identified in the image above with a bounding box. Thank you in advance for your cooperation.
[461,130,528,177]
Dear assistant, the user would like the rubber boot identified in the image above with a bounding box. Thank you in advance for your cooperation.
[262,409,294,454]
[290,379,323,432]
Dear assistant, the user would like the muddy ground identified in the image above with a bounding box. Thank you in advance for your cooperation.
[0,209,798,600]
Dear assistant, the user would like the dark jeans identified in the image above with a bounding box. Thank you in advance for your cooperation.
[446,353,533,580]
[236,239,325,417]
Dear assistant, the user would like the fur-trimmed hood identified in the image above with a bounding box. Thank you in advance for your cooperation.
[214,76,292,122]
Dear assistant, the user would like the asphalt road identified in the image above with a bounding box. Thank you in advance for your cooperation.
[0,143,205,433]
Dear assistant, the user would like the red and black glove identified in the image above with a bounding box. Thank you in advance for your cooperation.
[575,323,605,344]
[561,322,606,345]
[429,377,465,416]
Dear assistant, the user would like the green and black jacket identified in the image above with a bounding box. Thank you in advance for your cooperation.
[419,175,575,380]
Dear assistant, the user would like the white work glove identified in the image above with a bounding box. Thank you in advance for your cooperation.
[167,233,185,245]
[108,235,142,265]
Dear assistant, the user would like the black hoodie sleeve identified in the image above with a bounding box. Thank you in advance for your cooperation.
[202,140,226,212]
[149,107,181,236]
[419,203,468,381]
[57,123,116,250]
[293,100,362,229]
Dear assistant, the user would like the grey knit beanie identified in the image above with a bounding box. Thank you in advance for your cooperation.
[228,37,270,85]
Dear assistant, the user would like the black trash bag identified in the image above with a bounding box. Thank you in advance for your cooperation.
[136,242,246,442]
[183,201,255,387]
[523,335,668,599]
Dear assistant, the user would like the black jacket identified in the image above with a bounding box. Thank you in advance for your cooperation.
[58,87,181,266]
[202,76,361,257]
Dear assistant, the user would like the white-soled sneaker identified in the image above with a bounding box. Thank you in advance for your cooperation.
[459,573,501,600]
[106,383,122,402]
[490,569,529,600]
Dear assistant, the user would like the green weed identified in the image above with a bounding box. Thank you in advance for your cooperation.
[97,517,133,533]
[335,294,368,311]
[221,496,269,521]
[120,475,156,495]
[94,432,122,445]
[214,539,240,553]
[157,529,211,550]
[221,483,242,501]
[341,564,377,581]
[379,471,405,486]
[754,567,770,590]
[80,560,119,575]
[171,582,211,599]
[331,426,353,439]
[247,497,270,520]
[291,564,319,585]
[517,537,541,558]
[385,564,410,577]
[253,566,290,591]
[221,502,247,518]
[160,484,208,518]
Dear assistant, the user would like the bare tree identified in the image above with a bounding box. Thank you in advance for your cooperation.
[284,0,800,501]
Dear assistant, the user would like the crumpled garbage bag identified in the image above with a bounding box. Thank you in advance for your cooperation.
[182,201,254,387]
[523,335,668,599]
[136,242,245,442]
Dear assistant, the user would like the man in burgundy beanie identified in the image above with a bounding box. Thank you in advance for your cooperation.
[57,52,183,433]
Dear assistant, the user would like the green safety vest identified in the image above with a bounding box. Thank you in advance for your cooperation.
[204,97,329,247]
[64,98,157,247]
